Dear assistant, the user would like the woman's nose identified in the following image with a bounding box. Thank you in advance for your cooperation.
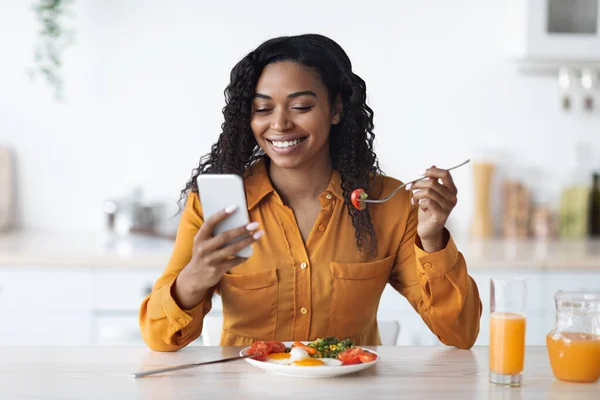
[270,109,293,132]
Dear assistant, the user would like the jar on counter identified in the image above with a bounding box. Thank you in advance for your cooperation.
[546,291,600,383]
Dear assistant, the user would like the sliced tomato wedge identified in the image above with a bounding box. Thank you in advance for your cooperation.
[351,189,368,210]
[248,341,273,361]
[267,341,286,354]
[338,347,364,365]
[358,350,377,363]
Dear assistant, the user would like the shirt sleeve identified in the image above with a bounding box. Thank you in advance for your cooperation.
[389,204,482,349]
[139,192,215,351]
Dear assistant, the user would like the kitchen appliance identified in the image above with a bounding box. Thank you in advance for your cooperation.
[0,147,14,232]
[103,187,167,238]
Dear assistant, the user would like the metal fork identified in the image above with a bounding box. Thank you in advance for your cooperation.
[362,159,471,204]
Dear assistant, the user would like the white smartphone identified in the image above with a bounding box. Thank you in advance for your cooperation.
[196,174,253,258]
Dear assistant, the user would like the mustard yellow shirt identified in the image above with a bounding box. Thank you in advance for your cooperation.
[139,159,482,351]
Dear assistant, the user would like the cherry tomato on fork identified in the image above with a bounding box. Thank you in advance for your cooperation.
[351,189,368,210]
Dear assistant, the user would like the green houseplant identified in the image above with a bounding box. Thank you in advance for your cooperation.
[30,0,75,100]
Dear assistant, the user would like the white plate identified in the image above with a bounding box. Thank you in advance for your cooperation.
[240,342,378,378]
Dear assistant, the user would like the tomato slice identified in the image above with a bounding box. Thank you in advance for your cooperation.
[248,341,273,361]
[351,189,368,210]
[358,350,377,363]
[338,347,364,365]
[267,341,286,354]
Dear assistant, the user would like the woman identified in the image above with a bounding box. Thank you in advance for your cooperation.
[139,34,482,351]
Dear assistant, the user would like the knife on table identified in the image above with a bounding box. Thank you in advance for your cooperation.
[131,353,255,378]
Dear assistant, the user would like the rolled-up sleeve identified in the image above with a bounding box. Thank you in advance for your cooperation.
[139,192,214,351]
[389,204,482,349]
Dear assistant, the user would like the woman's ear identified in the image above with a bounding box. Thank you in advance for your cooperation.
[331,95,343,125]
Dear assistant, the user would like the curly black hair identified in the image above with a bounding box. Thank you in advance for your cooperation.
[179,34,382,254]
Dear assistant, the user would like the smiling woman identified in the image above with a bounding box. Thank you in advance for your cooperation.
[139,34,482,351]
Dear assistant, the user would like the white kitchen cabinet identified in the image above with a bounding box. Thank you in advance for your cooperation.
[90,268,205,346]
[542,270,600,307]
[0,313,92,346]
[505,0,600,61]
[0,268,93,311]
[93,315,145,346]
[91,268,161,312]
[394,313,440,346]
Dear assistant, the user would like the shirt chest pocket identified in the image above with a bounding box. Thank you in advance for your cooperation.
[328,255,395,338]
[219,268,278,340]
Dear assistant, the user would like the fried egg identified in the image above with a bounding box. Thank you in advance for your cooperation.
[265,352,292,365]
[262,346,344,367]
[289,347,310,363]
[291,358,342,367]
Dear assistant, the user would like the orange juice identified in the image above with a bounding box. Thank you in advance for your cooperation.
[546,332,600,383]
[489,312,526,375]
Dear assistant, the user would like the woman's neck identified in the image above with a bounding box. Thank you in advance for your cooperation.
[268,156,333,204]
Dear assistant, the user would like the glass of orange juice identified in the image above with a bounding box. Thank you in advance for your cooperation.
[489,278,527,386]
[546,291,600,383]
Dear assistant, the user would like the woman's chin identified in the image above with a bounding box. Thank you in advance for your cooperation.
[267,154,305,170]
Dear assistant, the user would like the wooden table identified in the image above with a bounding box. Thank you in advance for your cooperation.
[0,346,597,399]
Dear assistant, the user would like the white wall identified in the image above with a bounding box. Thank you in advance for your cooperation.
[1,0,600,237]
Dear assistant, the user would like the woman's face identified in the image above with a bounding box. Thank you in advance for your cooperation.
[250,61,341,171]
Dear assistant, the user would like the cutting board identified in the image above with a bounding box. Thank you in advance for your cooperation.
[0,146,13,231]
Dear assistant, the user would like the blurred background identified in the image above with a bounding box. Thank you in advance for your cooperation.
[1,0,600,347]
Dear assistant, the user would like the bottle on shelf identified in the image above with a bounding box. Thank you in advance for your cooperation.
[589,173,600,236]
[559,143,592,238]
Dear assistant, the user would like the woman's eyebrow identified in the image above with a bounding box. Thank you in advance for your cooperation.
[254,91,318,99]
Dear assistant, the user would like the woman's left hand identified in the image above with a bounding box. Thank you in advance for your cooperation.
[406,165,458,253]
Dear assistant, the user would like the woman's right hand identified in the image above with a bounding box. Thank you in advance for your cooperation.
[173,205,263,310]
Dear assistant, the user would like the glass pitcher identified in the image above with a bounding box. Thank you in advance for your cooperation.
[546,291,600,383]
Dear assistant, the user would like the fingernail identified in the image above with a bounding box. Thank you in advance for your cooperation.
[411,197,414,205]
[253,230,264,240]
[246,222,259,231]
[225,205,238,214]
[405,183,412,190]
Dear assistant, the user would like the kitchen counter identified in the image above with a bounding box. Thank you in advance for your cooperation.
[2,230,600,269]
[0,346,597,399]
[0,231,173,267]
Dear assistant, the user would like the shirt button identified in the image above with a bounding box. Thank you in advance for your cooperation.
[318,224,326,232]
[178,318,187,325]
[325,193,332,200]
[423,262,432,269]
[300,307,308,315]
[300,262,307,269]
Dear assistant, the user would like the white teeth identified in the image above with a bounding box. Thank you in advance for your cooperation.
[271,138,303,148]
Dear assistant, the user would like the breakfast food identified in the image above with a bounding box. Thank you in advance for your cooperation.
[248,337,378,367]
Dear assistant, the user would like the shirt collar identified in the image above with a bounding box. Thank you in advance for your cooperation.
[243,158,345,210]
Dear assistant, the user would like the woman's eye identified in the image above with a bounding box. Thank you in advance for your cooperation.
[254,108,272,113]
[292,106,313,111]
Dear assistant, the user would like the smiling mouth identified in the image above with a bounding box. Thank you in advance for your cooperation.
[266,137,307,149]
